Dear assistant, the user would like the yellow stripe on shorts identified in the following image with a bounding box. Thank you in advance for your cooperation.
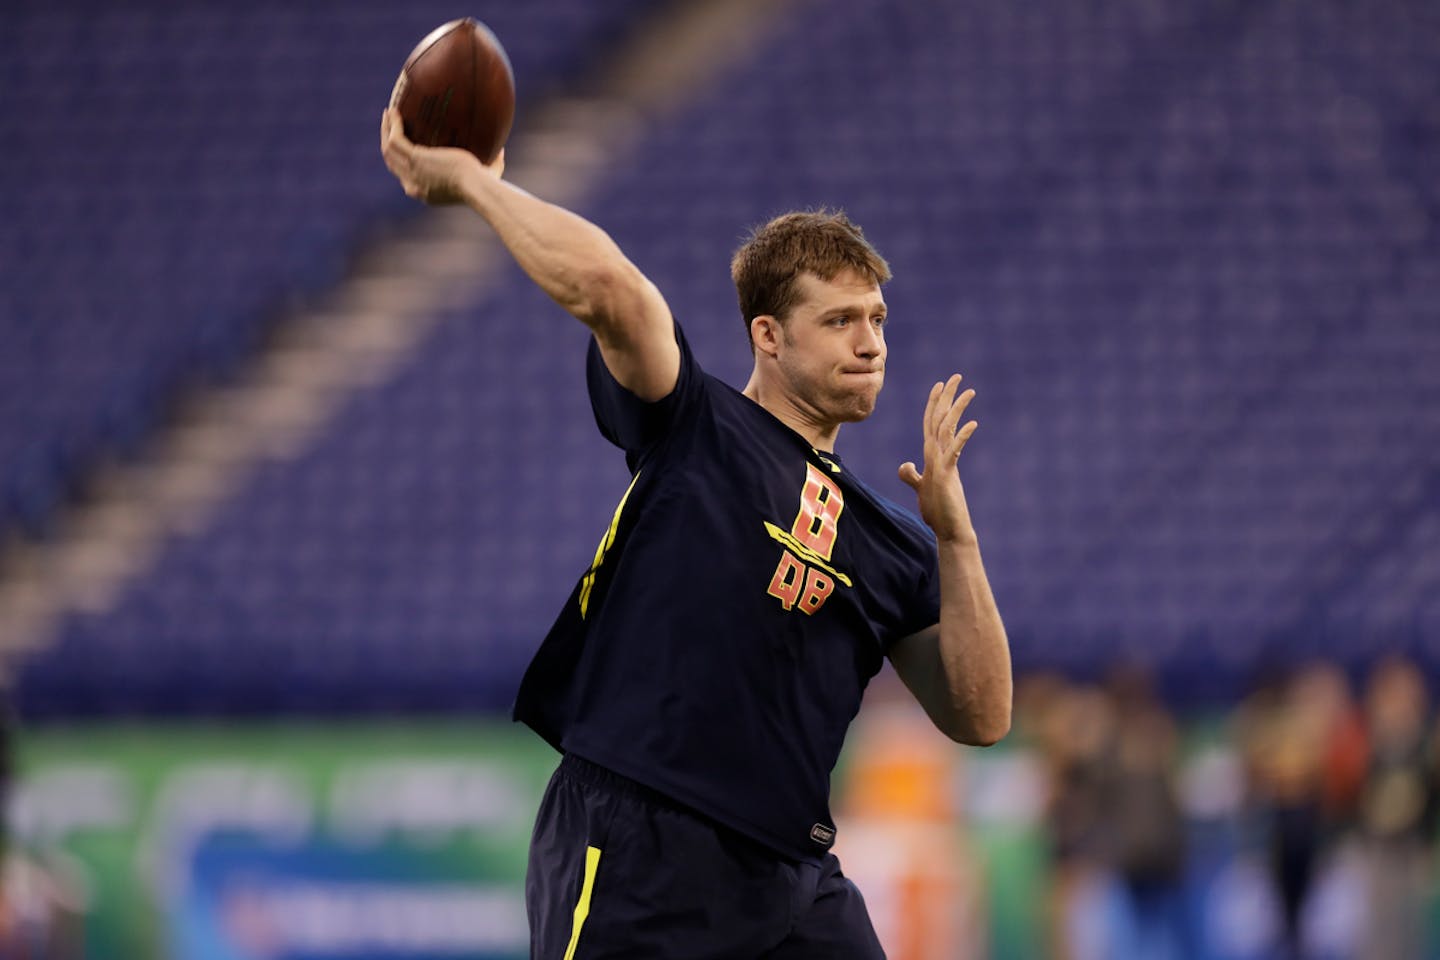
[562,845,602,960]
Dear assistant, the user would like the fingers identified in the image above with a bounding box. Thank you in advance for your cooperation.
[381,110,401,168]
[945,420,978,462]
[937,374,961,419]
[381,108,419,195]
[921,380,942,440]
[922,374,975,458]
[915,370,977,468]
[924,374,961,438]
[382,108,413,161]
[898,461,922,490]
[939,386,974,441]
[386,107,405,144]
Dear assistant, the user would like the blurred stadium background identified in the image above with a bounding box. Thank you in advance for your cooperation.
[2,0,1437,957]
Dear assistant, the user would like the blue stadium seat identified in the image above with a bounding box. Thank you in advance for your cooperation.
[14,0,1439,716]
[0,0,668,543]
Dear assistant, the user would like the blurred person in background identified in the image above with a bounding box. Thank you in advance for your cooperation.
[1237,661,1372,959]
[1105,665,1191,960]
[1295,663,1368,847]
[1036,669,1192,960]
[380,107,1012,957]
[1037,679,1118,960]
[1357,655,1437,960]
[1237,669,1326,959]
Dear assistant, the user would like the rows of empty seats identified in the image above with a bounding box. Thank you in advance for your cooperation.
[0,0,663,541]
[16,0,1440,715]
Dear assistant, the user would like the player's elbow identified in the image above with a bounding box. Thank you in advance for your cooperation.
[560,263,617,323]
[940,703,1011,747]
[959,716,1011,747]
[570,261,651,330]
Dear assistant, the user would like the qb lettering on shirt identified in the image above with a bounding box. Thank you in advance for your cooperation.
[764,463,853,615]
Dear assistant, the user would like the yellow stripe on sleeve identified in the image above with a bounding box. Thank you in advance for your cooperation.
[579,471,641,618]
[562,845,602,960]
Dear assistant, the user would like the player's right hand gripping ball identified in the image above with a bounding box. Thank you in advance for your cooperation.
[389,18,515,164]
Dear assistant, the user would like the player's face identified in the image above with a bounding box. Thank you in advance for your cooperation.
[774,269,888,424]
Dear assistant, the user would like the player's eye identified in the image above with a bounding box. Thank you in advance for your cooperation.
[830,315,849,327]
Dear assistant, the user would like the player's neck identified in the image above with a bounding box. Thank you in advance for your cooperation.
[741,376,841,453]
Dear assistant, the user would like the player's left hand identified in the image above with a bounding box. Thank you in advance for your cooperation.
[899,374,978,544]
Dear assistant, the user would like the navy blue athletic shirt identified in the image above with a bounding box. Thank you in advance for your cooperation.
[514,321,941,862]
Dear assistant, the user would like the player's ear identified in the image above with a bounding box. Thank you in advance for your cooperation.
[750,315,781,358]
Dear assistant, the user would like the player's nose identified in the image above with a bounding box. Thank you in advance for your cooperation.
[852,321,884,358]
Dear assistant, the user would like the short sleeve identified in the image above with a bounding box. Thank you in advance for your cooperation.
[586,320,704,456]
[894,549,943,644]
[874,498,943,648]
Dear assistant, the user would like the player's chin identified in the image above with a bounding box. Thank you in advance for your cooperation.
[834,392,880,423]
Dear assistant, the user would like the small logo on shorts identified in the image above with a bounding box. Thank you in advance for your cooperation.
[809,823,836,847]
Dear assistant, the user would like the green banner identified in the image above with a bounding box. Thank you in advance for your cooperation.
[15,721,557,959]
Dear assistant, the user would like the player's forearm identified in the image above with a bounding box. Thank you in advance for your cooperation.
[934,536,1012,745]
[459,168,648,331]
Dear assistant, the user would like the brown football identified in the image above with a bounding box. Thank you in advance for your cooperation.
[389,18,515,164]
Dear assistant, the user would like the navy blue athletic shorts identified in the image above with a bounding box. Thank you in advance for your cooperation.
[526,754,886,959]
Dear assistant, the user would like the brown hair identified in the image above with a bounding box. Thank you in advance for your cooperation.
[730,210,892,347]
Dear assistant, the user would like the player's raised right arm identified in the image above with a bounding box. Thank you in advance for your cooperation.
[380,107,679,402]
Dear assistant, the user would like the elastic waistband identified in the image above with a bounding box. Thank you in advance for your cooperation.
[558,753,696,816]
[558,753,818,866]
